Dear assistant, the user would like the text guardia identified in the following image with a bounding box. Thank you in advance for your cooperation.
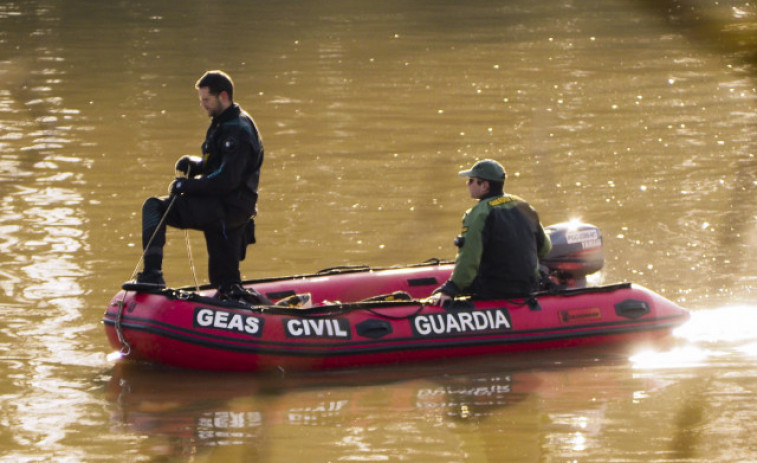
[412,308,511,336]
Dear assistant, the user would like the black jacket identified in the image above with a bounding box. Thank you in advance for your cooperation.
[182,103,264,224]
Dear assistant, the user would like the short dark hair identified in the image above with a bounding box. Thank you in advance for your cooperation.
[195,70,234,100]
[488,180,504,196]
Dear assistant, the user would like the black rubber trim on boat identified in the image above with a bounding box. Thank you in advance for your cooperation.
[121,282,167,294]
[532,282,632,298]
[355,319,393,339]
[102,313,688,359]
[408,277,438,286]
[171,258,455,293]
[614,299,651,320]
[316,264,371,275]
[161,289,426,316]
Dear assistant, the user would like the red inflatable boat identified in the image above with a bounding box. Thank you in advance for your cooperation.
[103,223,690,372]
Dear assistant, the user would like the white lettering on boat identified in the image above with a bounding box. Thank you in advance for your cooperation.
[284,318,351,339]
[412,308,511,337]
[416,381,512,399]
[193,307,263,336]
[287,400,348,424]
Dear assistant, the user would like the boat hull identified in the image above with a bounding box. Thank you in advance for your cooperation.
[103,263,689,372]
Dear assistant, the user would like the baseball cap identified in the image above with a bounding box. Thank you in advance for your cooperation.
[458,159,506,182]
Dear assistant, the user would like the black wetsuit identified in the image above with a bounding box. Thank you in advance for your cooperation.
[141,103,264,289]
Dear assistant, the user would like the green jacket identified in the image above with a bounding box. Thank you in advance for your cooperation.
[443,193,551,298]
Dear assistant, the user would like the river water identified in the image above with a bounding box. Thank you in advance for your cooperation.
[1,0,756,461]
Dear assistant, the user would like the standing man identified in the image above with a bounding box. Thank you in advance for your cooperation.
[133,70,265,301]
[431,159,552,306]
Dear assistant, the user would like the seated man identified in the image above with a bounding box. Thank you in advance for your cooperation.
[431,159,552,306]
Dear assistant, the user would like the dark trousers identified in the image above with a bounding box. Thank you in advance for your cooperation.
[142,195,247,288]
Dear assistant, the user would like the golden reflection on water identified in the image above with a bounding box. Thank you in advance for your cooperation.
[631,345,713,371]
[632,305,757,370]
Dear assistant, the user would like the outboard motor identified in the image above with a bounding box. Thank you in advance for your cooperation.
[541,222,604,288]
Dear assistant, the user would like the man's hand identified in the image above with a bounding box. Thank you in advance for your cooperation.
[428,292,453,307]
[168,178,185,196]
[175,155,200,176]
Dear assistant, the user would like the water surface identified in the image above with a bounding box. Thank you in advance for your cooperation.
[0,0,755,461]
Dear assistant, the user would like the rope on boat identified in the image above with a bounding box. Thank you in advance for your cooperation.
[127,194,179,283]
[112,299,132,359]
[184,228,199,292]
[113,193,180,359]
[364,303,426,320]
[175,171,200,292]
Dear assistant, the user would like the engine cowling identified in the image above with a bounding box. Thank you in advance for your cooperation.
[541,222,604,288]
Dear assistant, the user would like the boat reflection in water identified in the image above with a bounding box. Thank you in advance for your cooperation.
[105,344,678,459]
